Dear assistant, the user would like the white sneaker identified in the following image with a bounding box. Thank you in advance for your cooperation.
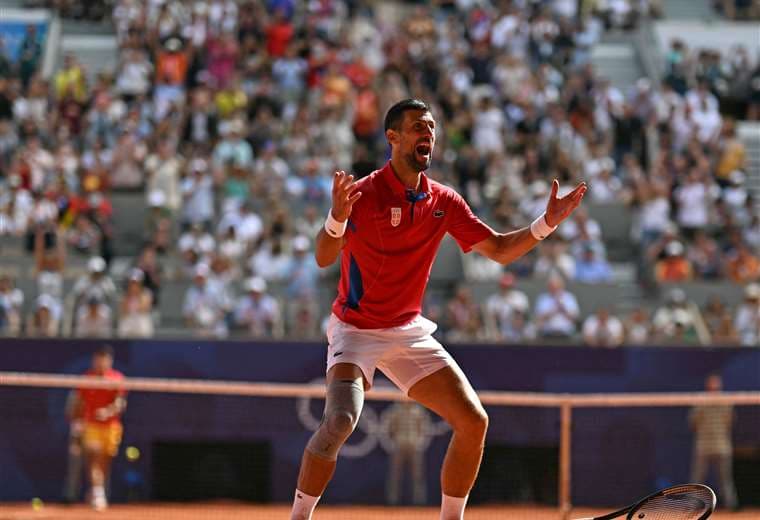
[91,491,108,512]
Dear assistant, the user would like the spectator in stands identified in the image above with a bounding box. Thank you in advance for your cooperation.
[445,285,485,342]
[135,244,162,305]
[117,270,154,338]
[180,159,215,230]
[213,119,253,170]
[74,295,112,338]
[717,0,760,20]
[145,190,172,253]
[624,306,651,345]
[674,168,716,238]
[702,295,734,341]
[735,283,760,346]
[655,241,694,283]
[724,242,760,284]
[687,231,722,279]
[26,294,59,337]
[715,120,746,186]
[234,276,281,338]
[18,25,42,89]
[66,214,102,257]
[33,225,65,306]
[689,374,738,510]
[557,206,602,244]
[178,223,215,261]
[115,49,153,101]
[722,171,751,226]
[534,275,580,339]
[588,165,623,203]
[110,129,147,189]
[250,235,291,282]
[574,244,613,283]
[583,307,624,347]
[484,273,531,342]
[630,172,672,247]
[0,273,23,336]
[144,140,182,214]
[534,237,575,280]
[653,288,709,345]
[183,263,230,338]
[70,256,116,325]
[711,314,740,345]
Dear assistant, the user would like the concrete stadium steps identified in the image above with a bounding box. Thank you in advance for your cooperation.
[737,122,760,213]
[661,0,717,21]
[591,38,643,91]
[111,191,149,257]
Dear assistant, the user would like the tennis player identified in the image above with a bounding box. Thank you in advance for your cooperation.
[290,99,586,520]
[75,345,127,511]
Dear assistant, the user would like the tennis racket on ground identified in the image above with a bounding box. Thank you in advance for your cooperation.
[574,483,716,520]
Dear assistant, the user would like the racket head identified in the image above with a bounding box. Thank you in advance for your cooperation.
[625,484,716,520]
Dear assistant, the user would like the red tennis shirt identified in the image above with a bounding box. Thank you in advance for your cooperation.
[331,161,493,329]
[77,368,126,425]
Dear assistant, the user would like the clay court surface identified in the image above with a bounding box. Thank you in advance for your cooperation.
[0,504,756,520]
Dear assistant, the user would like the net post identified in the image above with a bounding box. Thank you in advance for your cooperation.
[559,401,573,519]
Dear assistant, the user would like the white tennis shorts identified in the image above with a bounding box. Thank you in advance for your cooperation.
[325,313,457,394]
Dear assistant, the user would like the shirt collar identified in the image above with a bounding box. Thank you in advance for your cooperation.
[380,160,430,200]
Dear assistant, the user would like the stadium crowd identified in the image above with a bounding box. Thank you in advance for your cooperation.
[0,0,758,346]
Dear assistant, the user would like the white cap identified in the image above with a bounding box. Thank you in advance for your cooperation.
[88,257,107,273]
[148,190,166,207]
[244,276,267,293]
[531,180,548,196]
[194,263,210,278]
[745,283,760,300]
[292,235,310,252]
[665,241,684,257]
[729,170,745,185]
[190,158,208,172]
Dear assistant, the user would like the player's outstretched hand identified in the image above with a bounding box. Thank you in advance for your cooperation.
[331,170,362,222]
[545,179,587,227]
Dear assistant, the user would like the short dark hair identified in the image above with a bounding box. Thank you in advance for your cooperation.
[95,344,114,358]
[384,99,431,132]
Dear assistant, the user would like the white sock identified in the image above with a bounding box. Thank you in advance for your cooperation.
[92,486,106,499]
[291,489,320,520]
[441,493,469,520]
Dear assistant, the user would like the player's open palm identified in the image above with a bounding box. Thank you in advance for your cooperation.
[545,179,588,227]
[331,170,362,222]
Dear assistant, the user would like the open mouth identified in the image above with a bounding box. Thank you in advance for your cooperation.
[415,142,432,160]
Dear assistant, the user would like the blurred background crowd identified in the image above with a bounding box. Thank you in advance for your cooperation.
[0,0,758,346]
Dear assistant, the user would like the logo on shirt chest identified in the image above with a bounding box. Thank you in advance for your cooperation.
[434,209,445,218]
[391,207,402,227]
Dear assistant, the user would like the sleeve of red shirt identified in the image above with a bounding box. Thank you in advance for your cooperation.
[446,189,494,253]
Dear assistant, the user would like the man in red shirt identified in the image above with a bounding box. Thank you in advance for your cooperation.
[290,99,586,520]
[72,345,126,511]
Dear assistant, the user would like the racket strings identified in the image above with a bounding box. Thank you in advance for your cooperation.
[631,487,715,520]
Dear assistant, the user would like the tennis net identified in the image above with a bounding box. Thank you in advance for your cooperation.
[0,371,759,520]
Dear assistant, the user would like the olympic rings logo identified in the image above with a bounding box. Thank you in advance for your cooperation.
[296,377,451,459]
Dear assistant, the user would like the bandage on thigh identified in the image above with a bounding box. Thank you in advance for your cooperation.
[305,378,364,460]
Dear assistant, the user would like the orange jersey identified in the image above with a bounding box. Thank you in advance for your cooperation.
[77,369,126,425]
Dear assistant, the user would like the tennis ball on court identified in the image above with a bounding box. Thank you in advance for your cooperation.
[126,446,141,461]
[31,497,43,511]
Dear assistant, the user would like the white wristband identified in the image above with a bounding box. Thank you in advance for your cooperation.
[324,210,347,238]
[530,213,558,240]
